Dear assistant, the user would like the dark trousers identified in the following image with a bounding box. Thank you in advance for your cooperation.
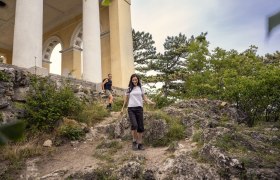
[128,106,144,133]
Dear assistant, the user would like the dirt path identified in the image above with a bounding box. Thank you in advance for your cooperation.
[21,112,196,179]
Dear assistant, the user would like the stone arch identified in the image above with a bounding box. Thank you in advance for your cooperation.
[70,22,104,48]
[42,36,64,63]
[70,22,83,49]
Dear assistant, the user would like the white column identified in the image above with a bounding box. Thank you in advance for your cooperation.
[83,0,102,83]
[12,0,43,68]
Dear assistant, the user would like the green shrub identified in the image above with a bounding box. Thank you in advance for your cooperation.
[58,120,85,140]
[166,122,185,141]
[151,94,175,109]
[75,102,109,125]
[192,130,204,146]
[0,71,10,81]
[23,76,83,131]
[147,111,185,147]
[111,96,123,112]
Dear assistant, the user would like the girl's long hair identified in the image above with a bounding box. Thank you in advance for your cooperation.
[127,74,142,93]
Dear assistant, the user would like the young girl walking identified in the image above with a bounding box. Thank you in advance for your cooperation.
[121,74,155,150]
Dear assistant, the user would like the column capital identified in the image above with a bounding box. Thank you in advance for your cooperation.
[59,46,83,54]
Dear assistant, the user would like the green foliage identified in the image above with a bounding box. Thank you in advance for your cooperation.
[150,93,175,109]
[93,140,122,163]
[192,130,204,146]
[75,102,109,125]
[149,33,191,97]
[132,29,157,75]
[183,46,280,126]
[214,133,248,152]
[111,96,123,112]
[147,111,185,146]
[69,167,117,180]
[57,122,85,141]
[23,76,83,131]
[0,70,10,81]
[166,121,185,141]
[133,29,280,126]
[96,140,123,151]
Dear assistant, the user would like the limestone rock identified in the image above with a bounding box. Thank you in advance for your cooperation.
[43,139,52,147]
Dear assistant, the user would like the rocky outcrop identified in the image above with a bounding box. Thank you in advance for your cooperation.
[99,100,280,179]
[0,64,100,124]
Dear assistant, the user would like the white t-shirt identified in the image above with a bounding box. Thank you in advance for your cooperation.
[126,86,145,107]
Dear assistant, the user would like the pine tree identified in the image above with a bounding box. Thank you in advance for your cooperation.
[132,29,157,75]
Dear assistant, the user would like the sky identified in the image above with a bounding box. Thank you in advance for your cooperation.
[130,0,280,55]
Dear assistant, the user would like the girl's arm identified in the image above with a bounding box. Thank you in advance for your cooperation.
[143,94,155,105]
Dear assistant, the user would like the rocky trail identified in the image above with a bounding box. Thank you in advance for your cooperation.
[21,111,197,180]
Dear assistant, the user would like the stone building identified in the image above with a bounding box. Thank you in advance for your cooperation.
[0,0,134,88]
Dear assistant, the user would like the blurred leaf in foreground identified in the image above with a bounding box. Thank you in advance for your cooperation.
[0,121,25,146]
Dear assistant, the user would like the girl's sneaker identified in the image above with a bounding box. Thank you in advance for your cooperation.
[132,141,138,150]
[138,144,145,150]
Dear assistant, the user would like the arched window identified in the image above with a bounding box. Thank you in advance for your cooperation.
[49,44,62,75]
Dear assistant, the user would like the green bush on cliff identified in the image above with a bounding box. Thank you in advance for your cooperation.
[23,76,83,131]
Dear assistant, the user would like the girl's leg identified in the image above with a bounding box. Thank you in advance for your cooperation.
[131,130,138,142]
[128,108,139,150]
[137,132,143,144]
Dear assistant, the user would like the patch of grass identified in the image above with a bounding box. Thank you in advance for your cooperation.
[214,134,235,151]
[13,102,25,109]
[258,152,279,168]
[214,133,252,153]
[93,149,114,162]
[147,111,185,147]
[96,140,123,152]
[57,120,85,141]
[191,129,204,146]
[111,96,123,112]
[193,120,201,129]
[218,115,230,126]
[239,156,255,168]
[191,149,208,163]
[93,140,123,162]
[0,142,43,161]
[149,110,173,124]
[68,166,117,180]
[76,102,110,125]
[166,122,185,141]
[0,141,44,179]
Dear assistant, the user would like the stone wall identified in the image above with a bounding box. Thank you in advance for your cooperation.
[0,63,125,125]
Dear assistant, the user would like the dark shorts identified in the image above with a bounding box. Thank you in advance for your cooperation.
[105,89,113,96]
[128,106,144,133]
